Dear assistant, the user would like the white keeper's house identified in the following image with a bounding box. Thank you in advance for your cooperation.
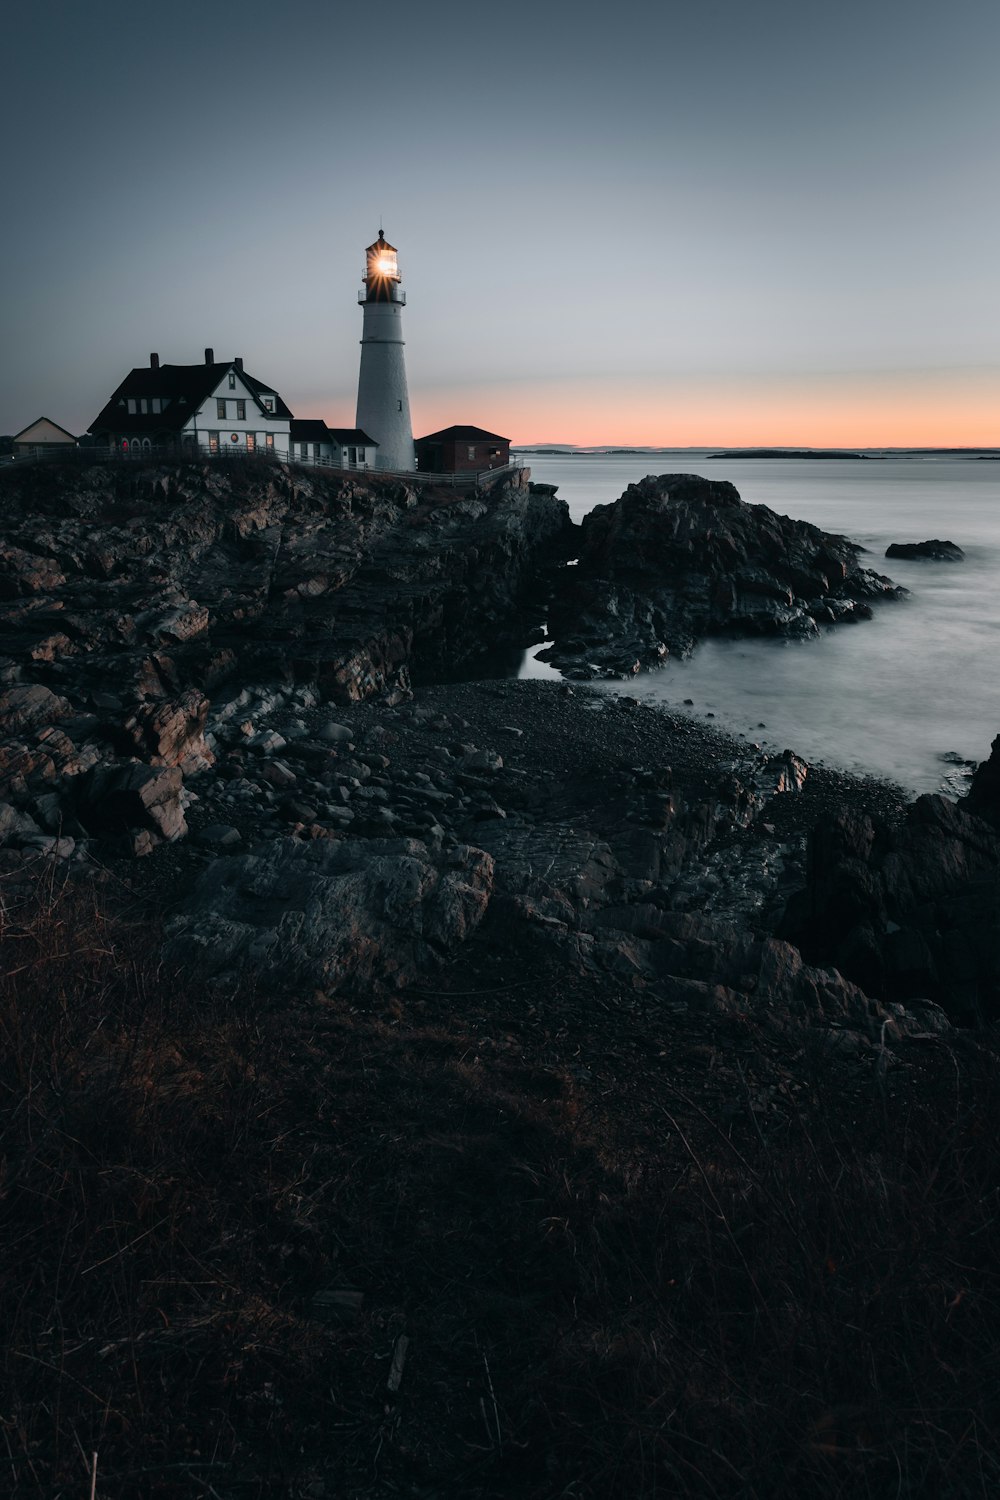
[88,349,293,457]
[288,419,378,470]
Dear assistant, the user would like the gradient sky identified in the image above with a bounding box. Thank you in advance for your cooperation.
[3,0,998,446]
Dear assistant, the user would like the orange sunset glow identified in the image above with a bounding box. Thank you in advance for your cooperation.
[407,369,1000,450]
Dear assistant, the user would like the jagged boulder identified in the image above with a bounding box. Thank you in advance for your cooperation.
[77,763,188,852]
[0,683,72,735]
[544,473,905,677]
[124,691,214,774]
[165,836,495,992]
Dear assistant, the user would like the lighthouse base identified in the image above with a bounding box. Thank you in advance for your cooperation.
[356,303,415,471]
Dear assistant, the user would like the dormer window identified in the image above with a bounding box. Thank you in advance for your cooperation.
[228,373,236,389]
[263,398,273,412]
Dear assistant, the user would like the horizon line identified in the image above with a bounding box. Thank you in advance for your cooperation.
[511,442,1000,453]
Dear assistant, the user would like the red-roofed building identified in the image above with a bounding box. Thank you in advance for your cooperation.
[414,425,510,474]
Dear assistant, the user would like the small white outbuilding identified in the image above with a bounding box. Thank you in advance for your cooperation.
[12,417,78,455]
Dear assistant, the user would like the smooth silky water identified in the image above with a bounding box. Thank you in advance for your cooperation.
[517,451,1000,795]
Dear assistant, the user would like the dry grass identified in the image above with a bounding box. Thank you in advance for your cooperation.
[2,871,1000,1497]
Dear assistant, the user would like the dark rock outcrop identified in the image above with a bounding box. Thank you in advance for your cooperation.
[781,788,1000,1022]
[886,539,965,561]
[166,835,494,991]
[963,732,1000,829]
[543,473,905,678]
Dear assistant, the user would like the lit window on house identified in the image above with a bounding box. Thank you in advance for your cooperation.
[263,398,273,411]
[208,431,220,453]
[266,433,274,450]
[217,399,226,420]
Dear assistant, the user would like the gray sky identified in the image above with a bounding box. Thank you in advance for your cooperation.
[3,0,998,444]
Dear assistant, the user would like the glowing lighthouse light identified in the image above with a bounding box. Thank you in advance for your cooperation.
[355,229,414,471]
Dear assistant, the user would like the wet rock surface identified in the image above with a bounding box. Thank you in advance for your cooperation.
[543,472,906,678]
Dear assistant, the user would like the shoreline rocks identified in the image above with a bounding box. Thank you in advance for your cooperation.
[543,473,906,678]
[0,456,992,1038]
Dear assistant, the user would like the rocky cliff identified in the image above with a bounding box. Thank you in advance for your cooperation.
[0,458,568,857]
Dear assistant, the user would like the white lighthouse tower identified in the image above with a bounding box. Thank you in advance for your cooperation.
[355,229,414,471]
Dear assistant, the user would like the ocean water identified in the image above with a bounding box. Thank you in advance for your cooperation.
[516,450,1000,796]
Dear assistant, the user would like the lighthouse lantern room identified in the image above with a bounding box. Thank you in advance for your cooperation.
[355,230,415,470]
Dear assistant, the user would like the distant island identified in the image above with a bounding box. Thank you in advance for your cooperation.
[512,445,1000,459]
[707,448,871,460]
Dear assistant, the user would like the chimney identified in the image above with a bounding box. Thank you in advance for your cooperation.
[234,356,244,372]
[205,347,214,365]
[150,352,160,369]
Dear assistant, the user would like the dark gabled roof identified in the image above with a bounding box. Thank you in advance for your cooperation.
[289,422,379,447]
[415,425,509,444]
[89,360,293,434]
[241,371,293,419]
[12,416,78,443]
[326,428,377,445]
[290,419,331,442]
